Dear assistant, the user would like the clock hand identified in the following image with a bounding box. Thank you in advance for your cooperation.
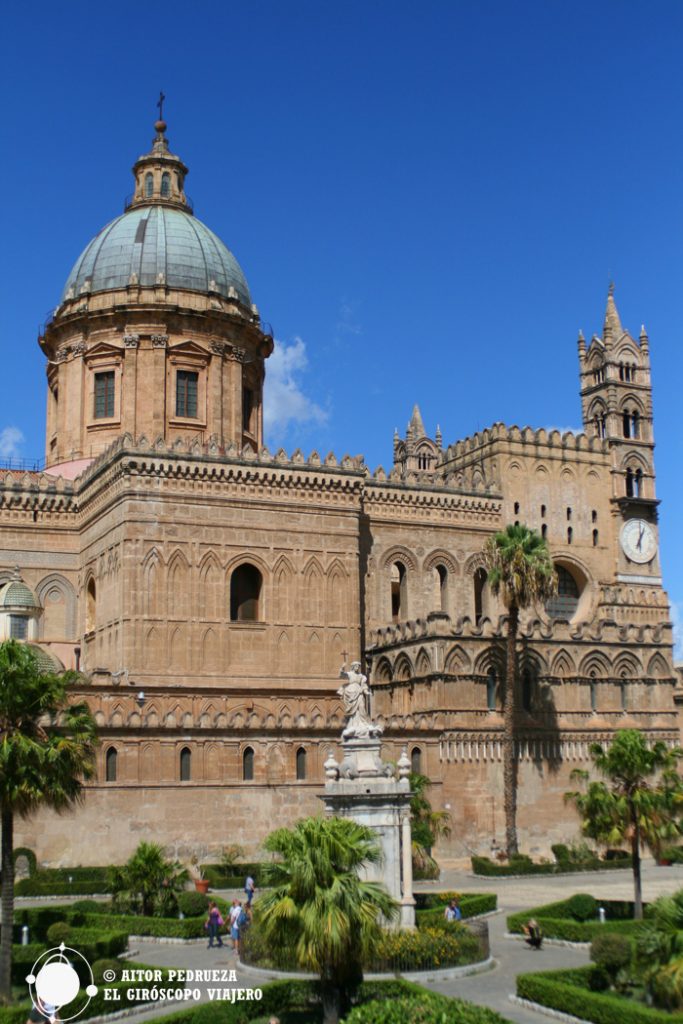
[637,526,643,550]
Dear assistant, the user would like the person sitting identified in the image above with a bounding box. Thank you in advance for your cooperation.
[523,918,543,949]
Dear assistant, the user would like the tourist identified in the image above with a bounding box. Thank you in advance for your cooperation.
[205,900,224,948]
[444,899,462,922]
[523,918,543,949]
[229,899,242,953]
[245,873,255,907]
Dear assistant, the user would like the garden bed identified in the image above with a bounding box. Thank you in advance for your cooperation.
[516,964,683,1024]
[507,895,647,943]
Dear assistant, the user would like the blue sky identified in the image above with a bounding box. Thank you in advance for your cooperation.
[1,0,681,655]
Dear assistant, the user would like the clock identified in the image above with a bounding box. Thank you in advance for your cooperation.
[620,519,657,564]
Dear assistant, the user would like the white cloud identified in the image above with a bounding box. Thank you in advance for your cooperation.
[264,337,328,438]
[671,601,683,663]
[0,426,24,461]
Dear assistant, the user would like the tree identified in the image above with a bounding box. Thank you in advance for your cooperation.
[108,841,188,916]
[565,729,683,919]
[635,889,683,1008]
[0,641,97,1001]
[482,524,557,857]
[408,772,451,879]
[256,816,399,1024]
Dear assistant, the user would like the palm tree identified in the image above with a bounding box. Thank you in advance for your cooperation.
[409,772,451,878]
[0,640,97,1000]
[566,729,683,919]
[257,816,399,1024]
[482,524,557,857]
[108,841,189,916]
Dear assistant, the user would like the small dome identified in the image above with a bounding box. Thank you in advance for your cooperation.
[0,572,40,611]
[61,206,251,307]
[27,643,65,673]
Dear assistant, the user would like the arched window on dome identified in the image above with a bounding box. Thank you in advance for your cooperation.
[144,172,153,198]
[161,172,170,197]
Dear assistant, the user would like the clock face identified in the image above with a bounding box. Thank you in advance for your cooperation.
[620,519,657,564]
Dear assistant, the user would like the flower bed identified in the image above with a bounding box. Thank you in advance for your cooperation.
[516,965,683,1024]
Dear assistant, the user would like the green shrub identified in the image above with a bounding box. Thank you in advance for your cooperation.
[414,892,497,917]
[344,993,512,1024]
[177,891,210,917]
[552,844,570,864]
[15,879,106,896]
[604,849,631,862]
[46,921,72,944]
[568,894,599,922]
[71,899,102,913]
[517,965,683,1024]
[91,958,123,982]
[590,932,633,980]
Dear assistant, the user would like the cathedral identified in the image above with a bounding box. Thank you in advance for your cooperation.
[1,117,677,865]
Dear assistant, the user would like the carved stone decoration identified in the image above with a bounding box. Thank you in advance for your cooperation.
[210,341,226,356]
[123,334,140,348]
[71,342,87,356]
[151,335,168,347]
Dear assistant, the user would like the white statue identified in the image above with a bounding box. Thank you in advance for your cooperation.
[338,661,379,739]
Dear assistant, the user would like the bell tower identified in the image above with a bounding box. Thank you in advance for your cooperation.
[578,286,660,581]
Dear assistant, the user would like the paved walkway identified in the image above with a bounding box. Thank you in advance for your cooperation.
[113,862,683,1024]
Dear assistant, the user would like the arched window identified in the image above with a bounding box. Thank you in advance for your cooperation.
[230,564,262,621]
[86,578,96,633]
[522,670,533,712]
[105,747,118,782]
[474,568,487,625]
[620,678,628,712]
[514,501,520,514]
[411,747,422,774]
[625,467,643,498]
[434,564,447,613]
[144,172,153,197]
[566,507,572,521]
[567,526,573,545]
[590,674,597,712]
[161,172,170,197]
[592,510,598,523]
[540,505,546,518]
[541,523,548,540]
[594,412,606,439]
[243,746,254,781]
[390,562,407,622]
[546,565,579,620]
[486,670,497,711]
[623,408,640,439]
[180,747,191,782]
[592,529,599,547]
[296,747,307,780]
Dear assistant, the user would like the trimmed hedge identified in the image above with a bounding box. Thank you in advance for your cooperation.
[473,855,632,877]
[202,862,266,888]
[345,993,513,1024]
[508,896,644,938]
[517,965,683,1024]
[414,892,497,917]
[15,879,106,896]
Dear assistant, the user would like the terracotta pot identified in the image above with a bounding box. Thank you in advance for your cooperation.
[194,879,210,893]
[657,858,672,867]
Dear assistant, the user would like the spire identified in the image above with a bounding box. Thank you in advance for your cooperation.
[128,100,191,214]
[408,404,426,439]
[603,282,623,341]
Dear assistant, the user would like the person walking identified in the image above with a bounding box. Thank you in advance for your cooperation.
[229,899,242,954]
[205,900,224,948]
[244,873,255,908]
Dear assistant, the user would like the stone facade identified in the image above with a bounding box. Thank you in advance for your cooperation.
[2,121,678,866]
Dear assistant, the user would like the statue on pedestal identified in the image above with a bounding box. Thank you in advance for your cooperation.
[338,662,382,739]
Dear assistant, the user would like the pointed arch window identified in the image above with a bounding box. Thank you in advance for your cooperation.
[594,413,606,439]
[180,746,192,782]
[625,467,643,498]
[522,670,533,712]
[230,564,262,622]
[144,172,153,198]
[390,562,407,622]
[296,747,307,780]
[474,568,487,625]
[105,747,118,782]
[161,172,171,197]
[243,746,254,781]
[486,670,497,711]
[434,564,447,613]
[546,565,579,620]
[86,578,97,633]
[590,673,597,712]
[411,747,422,774]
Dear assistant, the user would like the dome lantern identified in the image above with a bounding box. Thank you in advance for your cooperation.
[128,111,191,214]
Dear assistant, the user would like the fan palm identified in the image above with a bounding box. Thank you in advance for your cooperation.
[482,524,557,856]
[566,729,683,919]
[257,816,399,1024]
[0,640,97,1000]
[108,841,188,916]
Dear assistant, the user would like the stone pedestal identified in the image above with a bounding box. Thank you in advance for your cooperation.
[320,739,416,928]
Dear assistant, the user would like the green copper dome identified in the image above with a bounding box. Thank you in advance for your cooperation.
[0,575,40,610]
[61,206,251,307]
